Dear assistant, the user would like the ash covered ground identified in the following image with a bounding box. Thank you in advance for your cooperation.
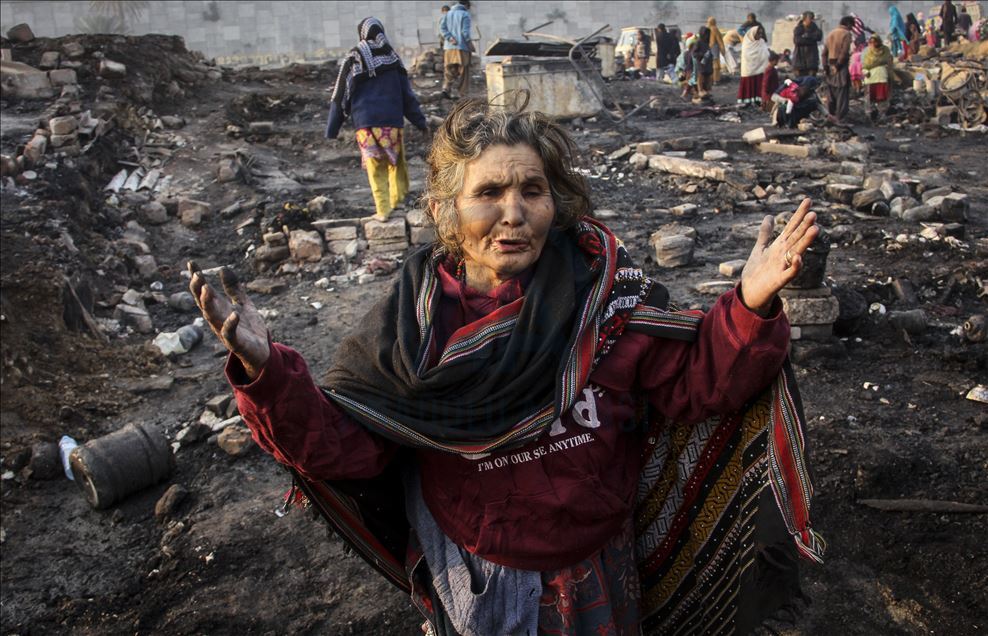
[1,31,986,635]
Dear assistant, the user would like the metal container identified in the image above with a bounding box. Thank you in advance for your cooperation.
[69,423,173,509]
[786,230,831,290]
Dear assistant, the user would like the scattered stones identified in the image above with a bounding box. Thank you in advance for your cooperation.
[718,259,746,277]
[133,254,158,279]
[178,199,211,227]
[254,244,290,263]
[920,186,952,203]
[851,189,885,212]
[39,51,60,69]
[6,23,35,43]
[160,115,185,129]
[324,226,358,241]
[98,59,127,78]
[703,149,729,161]
[628,152,650,169]
[889,196,918,218]
[114,303,153,333]
[215,158,241,183]
[288,230,323,262]
[608,145,633,161]
[154,484,188,521]
[176,422,210,446]
[263,231,287,246]
[168,291,197,313]
[636,141,659,155]
[829,139,870,159]
[23,134,47,166]
[205,394,233,415]
[880,180,909,200]
[650,224,696,268]
[826,183,861,204]
[217,426,253,457]
[246,278,287,294]
[901,204,936,222]
[938,193,969,222]
[248,121,274,134]
[669,203,698,216]
[61,40,85,58]
[140,201,168,225]
[307,195,333,215]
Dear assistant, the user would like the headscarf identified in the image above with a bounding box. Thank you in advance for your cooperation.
[706,17,726,52]
[330,17,405,115]
[889,6,907,39]
[863,37,892,69]
[906,13,921,36]
[740,27,770,77]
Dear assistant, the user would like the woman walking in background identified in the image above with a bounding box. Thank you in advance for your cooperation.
[738,26,770,107]
[326,18,428,221]
[889,6,907,58]
[693,26,715,102]
[905,13,923,58]
[706,17,726,83]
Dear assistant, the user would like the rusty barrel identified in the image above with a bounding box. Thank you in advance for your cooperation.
[69,423,173,509]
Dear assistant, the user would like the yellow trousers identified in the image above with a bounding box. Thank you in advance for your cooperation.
[364,143,409,219]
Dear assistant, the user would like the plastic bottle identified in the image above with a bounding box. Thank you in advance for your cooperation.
[58,435,78,480]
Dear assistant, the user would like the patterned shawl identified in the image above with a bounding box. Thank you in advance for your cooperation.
[330,17,405,115]
[297,220,824,634]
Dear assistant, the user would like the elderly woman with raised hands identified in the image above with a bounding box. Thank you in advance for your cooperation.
[189,100,824,635]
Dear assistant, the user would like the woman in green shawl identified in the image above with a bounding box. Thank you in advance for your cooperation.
[862,34,893,118]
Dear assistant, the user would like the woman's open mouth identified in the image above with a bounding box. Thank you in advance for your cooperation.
[494,239,529,253]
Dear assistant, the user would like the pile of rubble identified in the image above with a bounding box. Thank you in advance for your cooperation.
[250,196,437,281]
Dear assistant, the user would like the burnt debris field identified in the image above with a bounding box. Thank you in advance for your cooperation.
[1,28,987,635]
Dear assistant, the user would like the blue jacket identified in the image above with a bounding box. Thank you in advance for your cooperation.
[325,67,427,139]
[440,3,471,51]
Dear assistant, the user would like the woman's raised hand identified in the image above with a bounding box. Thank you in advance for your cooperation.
[188,262,270,380]
[739,198,819,316]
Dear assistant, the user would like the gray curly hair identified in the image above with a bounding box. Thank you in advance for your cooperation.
[423,98,592,257]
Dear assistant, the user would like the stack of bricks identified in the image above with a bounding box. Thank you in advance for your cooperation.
[406,209,438,246]
[364,217,409,254]
[780,287,839,341]
[48,115,80,156]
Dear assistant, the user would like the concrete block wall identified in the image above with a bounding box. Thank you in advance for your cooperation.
[2,1,934,66]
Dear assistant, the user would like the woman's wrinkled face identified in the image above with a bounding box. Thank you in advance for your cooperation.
[450,144,555,292]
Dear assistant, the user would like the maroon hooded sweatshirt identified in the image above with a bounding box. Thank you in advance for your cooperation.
[227,261,790,571]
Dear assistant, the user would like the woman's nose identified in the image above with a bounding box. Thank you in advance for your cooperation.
[498,190,526,225]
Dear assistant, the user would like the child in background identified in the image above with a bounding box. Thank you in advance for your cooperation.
[761,51,781,111]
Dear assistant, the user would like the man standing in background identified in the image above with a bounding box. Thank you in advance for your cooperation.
[440,0,472,99]
[822,16,855,123]
[655,23,680,83]
[793,11,823,76]
[940,0,958,45]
